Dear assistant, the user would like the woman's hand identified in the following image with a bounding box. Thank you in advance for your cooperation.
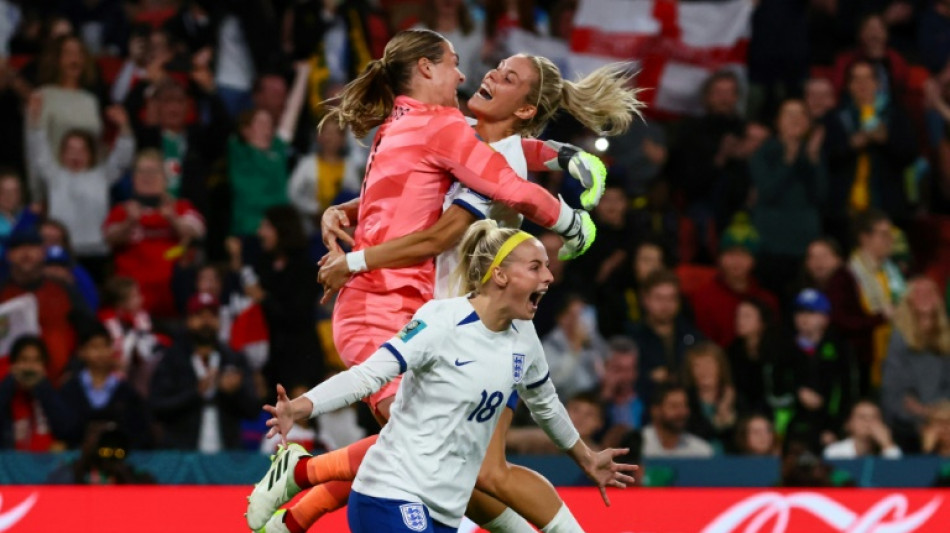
[263,384,295,446]
[578,447,639,506]
[321,206,355,254]
[317,250,351,304]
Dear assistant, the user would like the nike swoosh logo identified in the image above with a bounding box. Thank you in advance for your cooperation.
[0,493,38,531]
[454,359,475,367]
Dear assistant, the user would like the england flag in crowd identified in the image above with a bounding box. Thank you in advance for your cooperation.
[568,0,754,116]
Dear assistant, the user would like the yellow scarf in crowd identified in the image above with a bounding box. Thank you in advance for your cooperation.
[849,104,875,211]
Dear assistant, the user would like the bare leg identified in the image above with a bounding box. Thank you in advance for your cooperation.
[469,408,567,528]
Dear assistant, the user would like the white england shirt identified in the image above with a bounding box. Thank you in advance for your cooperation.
[303,297,578,527]
[435,132,528,298]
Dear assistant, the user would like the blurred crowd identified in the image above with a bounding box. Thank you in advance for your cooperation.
[0,0,950,486]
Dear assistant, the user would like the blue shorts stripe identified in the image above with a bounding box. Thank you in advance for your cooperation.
[382,342,407,374]
[525,372,550,390]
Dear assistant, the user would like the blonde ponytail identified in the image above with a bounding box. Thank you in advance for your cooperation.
[519,57,645,138]
[319,29,450,138]
[453,220,522,295]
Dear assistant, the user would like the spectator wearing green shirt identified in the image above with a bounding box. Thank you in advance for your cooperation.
[227,63,310,241]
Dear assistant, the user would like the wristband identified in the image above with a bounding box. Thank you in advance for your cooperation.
[345,250,368,273]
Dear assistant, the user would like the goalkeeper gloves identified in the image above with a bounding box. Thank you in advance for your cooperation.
[549,196,597,261]
[542,140,607,211]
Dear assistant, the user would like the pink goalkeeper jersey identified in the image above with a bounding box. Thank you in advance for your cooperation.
[346,95,561,298]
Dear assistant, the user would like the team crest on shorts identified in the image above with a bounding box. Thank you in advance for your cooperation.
[399,503,427,532]
[397,319,427,342]
[512,353,526,384]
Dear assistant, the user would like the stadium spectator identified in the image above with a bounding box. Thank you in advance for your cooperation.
[542,294,606,403]
[129,77,231,216]
[823,60,916,242]
[728,298,778,417]
[0,170,37,255]
[26,92,134,281]
[642,383,714,458]
[30,35,103,203]
[750,98,827,300]
[244,206,321,390]
[599,337,645,448]
[831,14,910,99]
[228,105,293,241]
[668,70,750,260]
[40,219,100,312]
[212,3,284,117]
[149,292,258,451]
[103,149,206,318]
[683,341,737,453]
[46,421,155,484]
[287,119,362,227]
[0,227,94,386]
[98,276,164,399]
[733,414,779,456]
[803,77,837,123]
[921,401,950,457]
[824,400,902,459]
[629,269,702,400]
[507,392,605,454]
[848,209,905,391]
[689,218,779,348]
[777,289,859,453]
[59,323,153,449]
[0,335,77,450]
[620,238,668,326]
[881,277,950,451]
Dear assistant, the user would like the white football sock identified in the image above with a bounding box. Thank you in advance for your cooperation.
[480,507,537,533]
[540,504,583,533]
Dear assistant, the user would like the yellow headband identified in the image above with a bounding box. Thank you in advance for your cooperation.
[480,231,535,285]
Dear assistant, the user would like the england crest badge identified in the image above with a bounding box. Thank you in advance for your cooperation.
[399,503,427,532]
[512,353,526,384]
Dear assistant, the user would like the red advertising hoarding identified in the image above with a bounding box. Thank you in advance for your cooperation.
[0,486,947,532]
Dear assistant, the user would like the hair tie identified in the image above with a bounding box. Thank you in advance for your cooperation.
[480,231,534,285]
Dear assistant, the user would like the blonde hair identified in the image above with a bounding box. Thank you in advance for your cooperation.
[320,29,448,138]
[517,56,645,137]
[893,277,950,354]
[453,219,526,295]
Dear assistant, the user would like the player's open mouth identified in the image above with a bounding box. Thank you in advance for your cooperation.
[476,84,493,100]
[528,290,546,309]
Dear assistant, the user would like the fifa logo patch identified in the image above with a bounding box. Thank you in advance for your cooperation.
[397,320,427,342]
[399,503,427,532]
[512,353,526,384]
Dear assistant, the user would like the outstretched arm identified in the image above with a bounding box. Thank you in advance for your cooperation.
[264,347,402,442]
